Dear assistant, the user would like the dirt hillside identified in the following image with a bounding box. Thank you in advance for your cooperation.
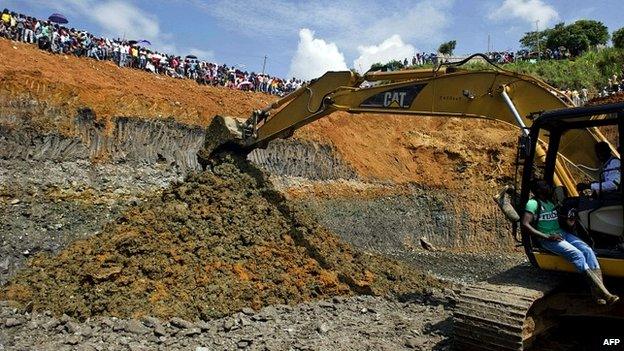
[0,38,518,187]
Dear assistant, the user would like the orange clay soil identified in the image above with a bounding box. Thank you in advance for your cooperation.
[2,155,440,320]
[0,38,519,187]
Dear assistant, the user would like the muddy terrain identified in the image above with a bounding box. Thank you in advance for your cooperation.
[0,38,529,350]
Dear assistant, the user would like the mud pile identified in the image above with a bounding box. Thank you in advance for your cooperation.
[586,92,624,106]
[2,154,438,321]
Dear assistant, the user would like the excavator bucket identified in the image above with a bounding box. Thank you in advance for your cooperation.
[197,115,247,169]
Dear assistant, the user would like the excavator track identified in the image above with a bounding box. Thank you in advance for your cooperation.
[453,272,562,351]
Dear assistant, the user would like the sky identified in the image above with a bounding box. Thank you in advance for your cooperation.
[3,0,623,80]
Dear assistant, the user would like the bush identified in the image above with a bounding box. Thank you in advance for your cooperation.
[460,48,624,92]
[613,28,624,49]
[438,40,457,56]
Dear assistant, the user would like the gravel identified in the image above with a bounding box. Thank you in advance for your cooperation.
[0,295,453,351]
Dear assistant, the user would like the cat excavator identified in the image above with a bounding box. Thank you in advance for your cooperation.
[199,54,623,350]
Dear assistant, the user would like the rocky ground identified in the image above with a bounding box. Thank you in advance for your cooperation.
[0,293,454,351]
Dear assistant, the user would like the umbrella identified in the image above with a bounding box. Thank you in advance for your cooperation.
[237,81,253,89]
[185,54,198,59]
[127,40,138,45]
[48,13,68,24]
[137,39,151,46]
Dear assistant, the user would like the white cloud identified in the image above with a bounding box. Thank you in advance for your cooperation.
[353,35,416,73]
[89,2,160,41]
[288,29,348,80]
[51,0,211,58]
[489,0,559,26]
[51,0,160,41]
[360,0,451,48]
[195,0,452,75]
[194,0,452,53]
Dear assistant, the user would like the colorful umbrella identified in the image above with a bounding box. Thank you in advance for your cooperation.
[137,39,151,45]
[48,13,68,24]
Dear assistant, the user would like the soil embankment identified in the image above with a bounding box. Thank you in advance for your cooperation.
[2,154,439,321]
[0,37,528,350]
[0,38,518,186]
[0,37,522,266]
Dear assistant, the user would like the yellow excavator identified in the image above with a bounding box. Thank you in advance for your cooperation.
[198,54,623,350]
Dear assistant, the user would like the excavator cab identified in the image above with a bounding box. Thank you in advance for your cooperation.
[518,102,624,277]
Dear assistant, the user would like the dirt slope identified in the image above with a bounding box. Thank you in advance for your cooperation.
[298,114,517,186]
[0,40,272,132]
[0,38,518,187]
[2,155,439,321]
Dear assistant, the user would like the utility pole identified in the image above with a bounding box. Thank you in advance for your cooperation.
[261,55,267,75]
[487,34,491,53]
[535,20,540,61]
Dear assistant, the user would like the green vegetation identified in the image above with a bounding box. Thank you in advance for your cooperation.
[473,48,624,91]
[613,28,624,49]
[520,20,609,55]
[369,59,405,72]
[372,17,622,93]
[397,48,622,92]
[438,40,457,56]
[503,48,623,90]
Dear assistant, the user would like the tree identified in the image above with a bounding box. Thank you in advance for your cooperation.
[544,23,567,50]
[438,40,457,56]
[572,20,609,46]
[519,20,610,56]
[385,60,405,71]
[369,63,385,71]
[369,60,404,72]
[520,30,549,52]
[613,27,624,49]
[543,22,593,56]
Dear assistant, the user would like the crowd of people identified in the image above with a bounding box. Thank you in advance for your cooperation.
[406,52,439,66]
[489,48,572,63]
[3,7,623,104]
[0,8,303,96]
[557,73,624,106]
[561,88,590,106]
[399,48,579,68]
[601,74,624,97]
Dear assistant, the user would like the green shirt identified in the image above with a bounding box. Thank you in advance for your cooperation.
[525,199,560,236]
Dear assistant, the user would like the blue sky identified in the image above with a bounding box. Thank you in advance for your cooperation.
[4,0,623,79]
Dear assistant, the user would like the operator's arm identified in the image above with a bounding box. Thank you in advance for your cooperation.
[590,158,620,193]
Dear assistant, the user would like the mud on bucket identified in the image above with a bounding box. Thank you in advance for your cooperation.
[197,115,248,169]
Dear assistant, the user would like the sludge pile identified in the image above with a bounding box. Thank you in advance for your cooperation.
[2,154,439,321]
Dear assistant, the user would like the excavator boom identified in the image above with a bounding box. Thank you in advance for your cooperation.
[198,55,623,350]
[200,56,611,195]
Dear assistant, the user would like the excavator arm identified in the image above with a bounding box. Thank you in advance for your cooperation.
[200,56,611,194]
[198,57,622,351]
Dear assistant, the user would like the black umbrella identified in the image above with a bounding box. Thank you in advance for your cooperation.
[185,54,198,59]
[127,40,138,45]
[48,13,68,24]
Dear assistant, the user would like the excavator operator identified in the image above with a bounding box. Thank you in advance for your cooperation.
[577,142,621,195]
[522,180,619,305]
